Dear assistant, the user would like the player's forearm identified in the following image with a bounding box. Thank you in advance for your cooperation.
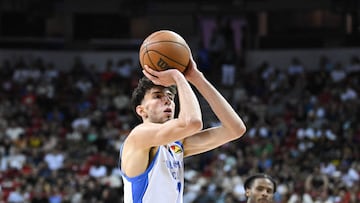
[174,74,203,129]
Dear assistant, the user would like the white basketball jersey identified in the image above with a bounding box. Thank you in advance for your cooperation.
[119,141,184,203]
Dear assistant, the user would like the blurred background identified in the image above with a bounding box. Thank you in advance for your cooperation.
[0,0,359,202]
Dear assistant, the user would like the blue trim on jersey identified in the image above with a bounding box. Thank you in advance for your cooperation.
[120,148,160,203]
[118,143,124,176]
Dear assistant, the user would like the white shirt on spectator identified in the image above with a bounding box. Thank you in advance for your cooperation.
[7,153,26,170]
[44,151,65,170]
[89,164,107,178]
[330,69,346,83]
[342,167,360,187]
[7,189,24,203]
[340,87,357,101]
[221,63,236,86]
[321,162,337,176]
[5,126,24,141]
[72,117,90,130]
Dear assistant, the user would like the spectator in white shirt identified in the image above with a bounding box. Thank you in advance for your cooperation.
[44,148,65,171]
[89,161,107,178]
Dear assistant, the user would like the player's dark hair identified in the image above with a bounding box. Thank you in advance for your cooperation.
[244,173,277,193]
[131,76,177,118]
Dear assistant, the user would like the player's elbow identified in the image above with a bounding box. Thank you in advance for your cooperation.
[188,118,203,132]
[229,122,246,139]
[181,117,203,133]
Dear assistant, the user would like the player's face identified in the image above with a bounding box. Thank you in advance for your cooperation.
[246,178,274,203]
[142,87,175,123]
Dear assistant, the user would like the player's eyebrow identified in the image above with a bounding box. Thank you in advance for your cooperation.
[165,91,175,99]
[256,185,273,193]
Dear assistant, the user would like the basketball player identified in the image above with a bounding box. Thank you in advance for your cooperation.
[244,173,277,203]
[119,53,246,203]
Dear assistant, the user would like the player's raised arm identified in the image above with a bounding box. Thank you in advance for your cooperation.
[182,55,246,157]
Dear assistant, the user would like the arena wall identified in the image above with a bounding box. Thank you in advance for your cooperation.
[1,48,359,71]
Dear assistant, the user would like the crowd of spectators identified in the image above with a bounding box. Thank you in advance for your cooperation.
[0,24,360,202]
[0,55,138,203]
[185,53,360,203]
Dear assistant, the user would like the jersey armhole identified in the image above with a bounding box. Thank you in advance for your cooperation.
[118,145,161,181]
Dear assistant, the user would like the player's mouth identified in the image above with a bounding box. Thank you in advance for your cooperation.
[164,108,172,114]
[258,198,270,203]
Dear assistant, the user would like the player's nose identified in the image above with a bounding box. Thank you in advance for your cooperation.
[163,95,171,104]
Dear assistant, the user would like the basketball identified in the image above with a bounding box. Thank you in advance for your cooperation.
[139,30,190,73]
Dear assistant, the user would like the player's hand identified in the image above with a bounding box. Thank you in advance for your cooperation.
[142,65,182,87]
[184,54,202,84]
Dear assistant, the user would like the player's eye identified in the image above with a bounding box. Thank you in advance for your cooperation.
[256,187,265,192]
[168,95,174,101]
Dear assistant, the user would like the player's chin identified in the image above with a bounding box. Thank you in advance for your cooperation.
[162,115,173,122]
[258,198,271,203]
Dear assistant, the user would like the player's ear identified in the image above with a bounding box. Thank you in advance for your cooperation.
[245,189,251,197]
[136,105,147,118]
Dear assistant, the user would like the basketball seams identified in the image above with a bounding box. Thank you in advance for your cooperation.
[147,50,160,71]
[141,45,160,71]
[141,41,189,68]
[139,30,190,73]
[143,40,187,47]
[147,50,188,68]
[140,40,188,54]
[142,49,188,71]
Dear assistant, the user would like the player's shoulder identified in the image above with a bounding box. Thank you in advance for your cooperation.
[124,123,161,150]
[137,122,164,130]
[127,123,159,139]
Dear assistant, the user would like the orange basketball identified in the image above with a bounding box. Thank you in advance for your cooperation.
[139,30,190,73]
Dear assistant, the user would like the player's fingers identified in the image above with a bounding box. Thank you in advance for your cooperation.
[143,66,162,85]
[143,69,156,80]
[143,65,159,76]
